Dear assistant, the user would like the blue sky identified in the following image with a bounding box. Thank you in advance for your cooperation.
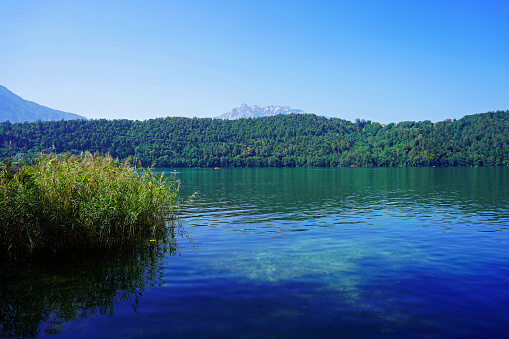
[1,0,508,123]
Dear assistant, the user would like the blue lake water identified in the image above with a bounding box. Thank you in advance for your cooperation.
[2,167,509,338]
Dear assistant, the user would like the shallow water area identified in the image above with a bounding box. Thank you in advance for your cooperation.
[2,167,509,338]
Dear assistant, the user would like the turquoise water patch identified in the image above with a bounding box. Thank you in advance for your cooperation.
[210,235,429,297]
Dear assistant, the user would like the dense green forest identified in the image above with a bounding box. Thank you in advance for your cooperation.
[1,111,509,167]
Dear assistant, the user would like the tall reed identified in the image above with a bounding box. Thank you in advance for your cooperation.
[0,152,180,259]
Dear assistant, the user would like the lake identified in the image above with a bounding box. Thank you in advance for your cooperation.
[2,167,509,338]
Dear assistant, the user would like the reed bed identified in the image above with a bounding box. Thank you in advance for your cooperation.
[0,152,180,259]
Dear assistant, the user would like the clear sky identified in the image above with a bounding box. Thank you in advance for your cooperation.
[1,0,508,123]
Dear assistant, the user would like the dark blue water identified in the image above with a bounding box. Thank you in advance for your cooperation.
[2,167,509,338]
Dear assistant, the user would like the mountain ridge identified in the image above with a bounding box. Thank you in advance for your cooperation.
[2,110,508,168]
[217,103,306,120]
[0,85,87,123]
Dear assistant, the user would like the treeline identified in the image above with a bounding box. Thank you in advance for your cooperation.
[1,111,509,167]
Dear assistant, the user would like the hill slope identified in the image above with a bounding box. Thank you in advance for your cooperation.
[1,111,509,168]
[0,85,86,123]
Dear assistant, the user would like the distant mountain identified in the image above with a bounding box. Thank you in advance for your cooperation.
[217,103,306,120]
[0,85,86,123]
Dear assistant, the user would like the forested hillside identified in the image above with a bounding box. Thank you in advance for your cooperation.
[1,111,509,167]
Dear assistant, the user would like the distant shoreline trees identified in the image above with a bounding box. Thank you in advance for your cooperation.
[1,111,509,168]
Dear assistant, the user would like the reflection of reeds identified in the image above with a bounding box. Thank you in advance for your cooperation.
[0,230,180,338]
[0,152,180,259]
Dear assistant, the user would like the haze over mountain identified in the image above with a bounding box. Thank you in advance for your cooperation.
[0,85,86,123]
[217,104,306,120]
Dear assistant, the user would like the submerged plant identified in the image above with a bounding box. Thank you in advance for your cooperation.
[0,152,180,259]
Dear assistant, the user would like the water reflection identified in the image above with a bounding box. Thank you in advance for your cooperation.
[0,223,184,338]
[177,167,509,233]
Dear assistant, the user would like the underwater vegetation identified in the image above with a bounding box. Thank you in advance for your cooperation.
[0,152,180,259]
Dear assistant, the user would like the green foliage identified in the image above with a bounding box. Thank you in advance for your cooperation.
[0,152,180,259]
[1,111,509,168]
